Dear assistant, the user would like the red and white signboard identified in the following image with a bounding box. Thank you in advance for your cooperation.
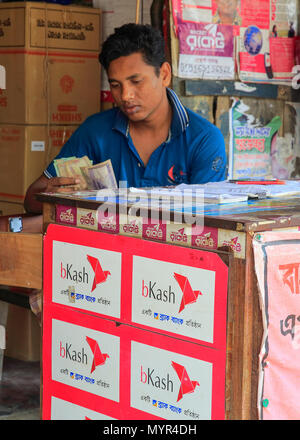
[44,224,228,348]
[43,224,228,419]
[45,224,228,347]
[42,307,225,420]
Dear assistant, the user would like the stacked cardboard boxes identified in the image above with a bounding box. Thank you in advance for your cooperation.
[0,1,101,209]
[0,2,101,360]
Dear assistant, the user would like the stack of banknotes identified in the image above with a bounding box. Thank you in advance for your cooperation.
[53,156,117,190]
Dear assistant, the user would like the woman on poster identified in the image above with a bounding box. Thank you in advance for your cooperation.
[212,0,242,25]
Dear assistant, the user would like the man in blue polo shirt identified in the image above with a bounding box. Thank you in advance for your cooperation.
[24,23,226,214]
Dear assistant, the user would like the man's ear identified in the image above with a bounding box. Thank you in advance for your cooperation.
[160,62,172,87]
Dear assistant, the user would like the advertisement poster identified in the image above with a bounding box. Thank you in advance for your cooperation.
[177,22,235,79]
[171,0,298,83]
[130,341,213,420]
[271,102,300,179]
[228,98,282,179]
[253,231,300,420]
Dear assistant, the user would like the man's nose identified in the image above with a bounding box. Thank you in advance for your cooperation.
[121,84,134,101]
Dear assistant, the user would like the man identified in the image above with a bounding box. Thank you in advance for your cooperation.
[212,0,242,25]
[24,23,226,215]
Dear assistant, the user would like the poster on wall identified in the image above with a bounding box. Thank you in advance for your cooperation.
[271,102,300,180]
[228,98,282,179]
[171,0,298,83]
[253,231,300,420]
[177,21,235,79]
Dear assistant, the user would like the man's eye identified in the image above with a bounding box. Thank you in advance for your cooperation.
[110,83,119,88]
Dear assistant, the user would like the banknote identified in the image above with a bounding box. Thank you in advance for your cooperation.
[87,159,118,189]
[53,157,76,176]
[54,156,93,190]
[53,156,117,190]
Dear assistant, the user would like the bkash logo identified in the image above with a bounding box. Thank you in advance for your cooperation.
[172,361,200,402]
[59,337,109,374]
[141,273,202,313]
[173,273,202,313]
[140,361,199,402]
[86,336,109,373]
[60,255,111,293]
[86,255,111,292]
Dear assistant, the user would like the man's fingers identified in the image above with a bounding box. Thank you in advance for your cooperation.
[46,177,81,193]
[52,177,81,187]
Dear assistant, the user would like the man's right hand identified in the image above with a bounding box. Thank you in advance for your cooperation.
[44,176,81,193]
[24,174,81,215]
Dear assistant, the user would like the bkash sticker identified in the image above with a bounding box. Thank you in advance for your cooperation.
[130,341,213,420]
[51,319,120,402]
[131,256,216,343]
[52,241,122,318]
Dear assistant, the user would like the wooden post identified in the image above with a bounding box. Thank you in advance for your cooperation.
[135,0,141,23]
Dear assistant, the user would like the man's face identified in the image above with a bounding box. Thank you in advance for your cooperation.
[107,52,171,123]
[217,0,238,17]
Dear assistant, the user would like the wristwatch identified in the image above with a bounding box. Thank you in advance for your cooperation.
[8,216,23,233]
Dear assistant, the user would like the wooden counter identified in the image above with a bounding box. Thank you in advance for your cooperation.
[37,191,300,420]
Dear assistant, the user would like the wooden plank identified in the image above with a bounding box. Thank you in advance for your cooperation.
[215,96,231,159]
[178,95,215,122]
[184,79,300,102]
[43,202,55,233]
[241,233,263,419]
[185,79,279,99]
[225,256,246,419]
[0,233,42,289]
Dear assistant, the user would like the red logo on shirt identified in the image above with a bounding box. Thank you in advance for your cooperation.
[167,165,187,184]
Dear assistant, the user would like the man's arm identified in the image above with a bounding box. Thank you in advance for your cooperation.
[24,173,81,214]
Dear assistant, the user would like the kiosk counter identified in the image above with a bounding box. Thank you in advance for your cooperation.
[36,190,300,420]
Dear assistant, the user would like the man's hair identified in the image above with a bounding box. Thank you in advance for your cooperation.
[99,23,166,74]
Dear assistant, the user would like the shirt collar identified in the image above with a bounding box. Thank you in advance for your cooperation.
[113,88,189,137]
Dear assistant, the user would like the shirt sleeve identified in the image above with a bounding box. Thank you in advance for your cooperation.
[189,124,227,184]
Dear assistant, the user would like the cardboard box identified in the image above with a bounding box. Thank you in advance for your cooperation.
[5,304,40,362]
[0,2,101,124]
[0,124,78,201]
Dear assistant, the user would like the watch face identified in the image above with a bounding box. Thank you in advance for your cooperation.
[9,217,22,232]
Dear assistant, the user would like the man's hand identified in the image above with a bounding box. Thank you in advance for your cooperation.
[44,176,81,193]
[24,174,82,215]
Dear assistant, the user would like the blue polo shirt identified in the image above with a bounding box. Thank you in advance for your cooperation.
[45,89,226,187]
